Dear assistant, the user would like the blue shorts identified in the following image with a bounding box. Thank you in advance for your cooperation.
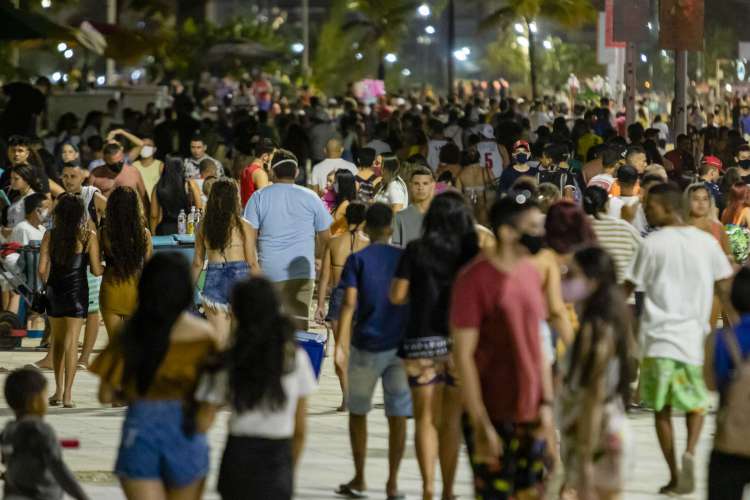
[201,261,250,311]
[115,400,209,487]
[325,284,346,322]
[347,346,412,417]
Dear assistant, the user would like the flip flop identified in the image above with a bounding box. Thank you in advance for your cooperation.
[334,484,367,498]
[48,397,61,406]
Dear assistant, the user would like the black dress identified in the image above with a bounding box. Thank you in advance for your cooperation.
[155,182,190,236]
[46,253,88,318]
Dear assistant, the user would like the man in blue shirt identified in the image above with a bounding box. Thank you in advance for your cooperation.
[244,149,332,329]
[334,203,411,499]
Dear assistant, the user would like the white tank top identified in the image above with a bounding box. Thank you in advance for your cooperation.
[477,140,503,178]
[426,140,448,172]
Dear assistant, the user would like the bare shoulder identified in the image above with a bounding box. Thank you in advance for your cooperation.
[172,312,220,345]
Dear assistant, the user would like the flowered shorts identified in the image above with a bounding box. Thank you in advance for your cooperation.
[639,357,709,413]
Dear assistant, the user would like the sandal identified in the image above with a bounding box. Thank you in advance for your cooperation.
[334,484,367,499]
[48,397,61,406]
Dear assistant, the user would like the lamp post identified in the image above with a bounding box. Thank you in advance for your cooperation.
[446,0,454,97]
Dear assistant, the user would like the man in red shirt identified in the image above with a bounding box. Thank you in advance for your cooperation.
[451,194,554,499]
[240,138,273,207]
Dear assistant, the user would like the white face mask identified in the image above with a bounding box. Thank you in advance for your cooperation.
[140,145,154,158]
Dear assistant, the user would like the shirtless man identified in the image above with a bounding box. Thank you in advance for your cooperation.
[458,147,495,227]
[315,202,369,411]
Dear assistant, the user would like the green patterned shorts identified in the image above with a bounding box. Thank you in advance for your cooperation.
[640,357,709,413]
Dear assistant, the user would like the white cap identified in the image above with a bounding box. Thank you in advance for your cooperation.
[480,124,494,138]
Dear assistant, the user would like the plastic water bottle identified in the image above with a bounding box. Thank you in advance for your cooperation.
[194,208,202,227]
[177,209,187,235]
[187,206,196,235]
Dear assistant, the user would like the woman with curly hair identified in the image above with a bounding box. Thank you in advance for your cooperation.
[39,194,103,407]
[192,178,253,345]
[99,186,152,338]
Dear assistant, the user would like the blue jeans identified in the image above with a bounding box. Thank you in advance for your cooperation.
[115,400,209,487]
[347,346,412,417]
[201,261,250,310]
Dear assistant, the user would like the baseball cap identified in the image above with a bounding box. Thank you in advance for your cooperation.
[480,124,494,139]
[702,155,724,171]
[513,140,530,152]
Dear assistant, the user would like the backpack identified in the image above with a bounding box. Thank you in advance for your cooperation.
[714,329,750,457]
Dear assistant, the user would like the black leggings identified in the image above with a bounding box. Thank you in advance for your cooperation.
[708,450,750,500]
[218,435,293,500]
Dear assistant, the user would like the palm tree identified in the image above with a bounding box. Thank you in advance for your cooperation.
[342,0,421,80]
[480,0,596,99]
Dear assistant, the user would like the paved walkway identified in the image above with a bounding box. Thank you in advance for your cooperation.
[0,335,717,499]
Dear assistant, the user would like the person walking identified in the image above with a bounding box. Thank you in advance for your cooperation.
[451,195,554,500]
[374,155,409,213]
[192,179,253,346]
[558,247,635,500]
[334,203,411,499]
[99,186,152,338]
[91,252,218,500]
[38,194,103,408]
[623,183,735,495]
[150,157,202,235]
[390,192,479,500]
[244,149,332,330]
[315,202,369,411]
[391,166,435,248]
[196,277,316,500]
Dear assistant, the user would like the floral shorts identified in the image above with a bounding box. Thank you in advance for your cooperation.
[639,357,709,413]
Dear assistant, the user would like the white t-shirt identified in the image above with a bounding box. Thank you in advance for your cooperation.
[426,139,448,171]
[364,139,392,156]
[310,158,358,190]
[10,220,45,245]
[196,347,317,439]
[588,173,616,192]
[624,226,733,365]
[477,141,503,179]
[374,177,408,209]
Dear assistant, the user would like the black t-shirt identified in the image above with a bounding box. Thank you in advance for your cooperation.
[498,164,538,193]
[395,241,452,340]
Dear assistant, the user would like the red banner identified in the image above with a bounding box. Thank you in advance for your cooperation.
[659,0,704,51]
[605,0,626,48]
[613,0,650,43]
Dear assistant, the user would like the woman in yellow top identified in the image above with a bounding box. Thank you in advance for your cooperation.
[91,252,219,500]
[99,186,153,339]
[131,138,164,199]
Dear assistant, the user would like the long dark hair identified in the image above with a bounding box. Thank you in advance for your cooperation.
[582,186,609,219]
[50,194,85,268]
[565,246,633,406]
[11,163,43,194]
[121,252,194,396]
[414,191,479,280]
[228,277,296,412]
[103,186,148,281]
[334,169,357,208]
[203,178,243,252]
[155,157,189,212]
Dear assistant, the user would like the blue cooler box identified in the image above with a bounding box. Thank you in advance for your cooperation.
[296,331,326,379]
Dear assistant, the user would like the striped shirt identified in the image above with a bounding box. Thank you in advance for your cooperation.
[590,214,643,283]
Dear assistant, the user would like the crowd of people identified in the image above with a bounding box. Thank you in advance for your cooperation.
[1,74,750,500]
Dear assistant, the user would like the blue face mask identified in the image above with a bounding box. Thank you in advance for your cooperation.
[514,153,529,164]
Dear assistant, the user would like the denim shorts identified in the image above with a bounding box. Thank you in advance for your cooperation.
[201,261,250,311]
[115,400,209,488]
[347,346,412,417]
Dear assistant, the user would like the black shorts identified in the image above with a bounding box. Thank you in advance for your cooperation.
[462,417,548,500]
[218,435,293,500]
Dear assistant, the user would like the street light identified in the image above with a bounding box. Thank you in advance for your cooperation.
[384,53,397,63]
[543,39,553,50]
[41,0,51,8]
[516,36,529,48]
[52,72,61,82]
[528,22,537,33]
[425,25,435,35]
[63,49,74,59]
[291,42,304,53]
[453,50,467,61]
[417,3,430,17]
[401,68,411,76]
[96,76,106,85]
[57,43,67,52]
[514,23,524,34]
[355,52,363,60]
[640,53,648,63]
[461,46,470,56]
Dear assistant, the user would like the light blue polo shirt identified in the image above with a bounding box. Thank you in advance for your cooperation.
[244,183,333,282]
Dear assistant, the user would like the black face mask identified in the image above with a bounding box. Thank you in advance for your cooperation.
[739,159,750,169]
[513,153,529,164]
[107,161,124,174]
[519,233,544,255]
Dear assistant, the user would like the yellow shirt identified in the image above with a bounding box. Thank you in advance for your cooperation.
[132,159,163,198]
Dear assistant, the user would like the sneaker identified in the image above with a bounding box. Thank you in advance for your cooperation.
[677,452,695,494]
